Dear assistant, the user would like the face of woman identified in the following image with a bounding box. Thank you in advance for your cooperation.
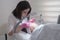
[21,8,30,18]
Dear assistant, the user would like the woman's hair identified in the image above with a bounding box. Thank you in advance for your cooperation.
[12,1,31,20]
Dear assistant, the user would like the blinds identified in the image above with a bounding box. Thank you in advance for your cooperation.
[39,0,60,23]
[28,0,60,24]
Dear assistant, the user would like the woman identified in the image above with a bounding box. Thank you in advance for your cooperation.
[8,1,31,40]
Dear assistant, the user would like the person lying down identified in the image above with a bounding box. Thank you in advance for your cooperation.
[31,24,60,40]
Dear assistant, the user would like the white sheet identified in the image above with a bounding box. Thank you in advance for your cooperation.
[30,24,44,40]
[8,31,31,40]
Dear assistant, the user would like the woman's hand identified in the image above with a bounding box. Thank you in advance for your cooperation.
[8,30,14,36]
[20,23,30,28]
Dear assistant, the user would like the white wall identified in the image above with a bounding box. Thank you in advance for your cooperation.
[27,0,43,24]
[0,0,22,40]
[0,0,22,26]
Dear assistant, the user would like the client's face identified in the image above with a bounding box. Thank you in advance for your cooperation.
[30,23,38,32]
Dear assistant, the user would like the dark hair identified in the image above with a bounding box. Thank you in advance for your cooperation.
[12,1,31,20]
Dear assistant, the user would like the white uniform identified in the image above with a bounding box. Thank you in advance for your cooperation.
[7,14,31,40]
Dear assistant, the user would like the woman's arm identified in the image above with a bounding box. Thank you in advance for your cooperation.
[8,14,16,36]
[8,25,22,36]
[8,17,15,36]
[8,14,22,36]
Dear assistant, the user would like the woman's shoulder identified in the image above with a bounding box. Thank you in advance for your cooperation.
[9,14,16,20]
[8,14,20,24]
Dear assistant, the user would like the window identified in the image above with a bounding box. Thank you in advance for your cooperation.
[40,0,60,23]
[29,0,60,24]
